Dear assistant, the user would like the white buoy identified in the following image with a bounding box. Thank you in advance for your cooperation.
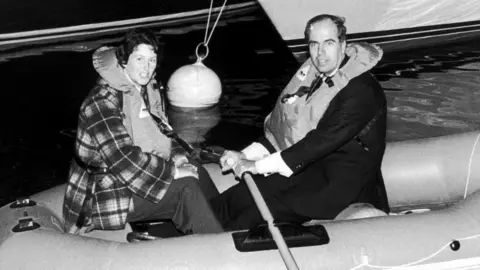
[167,57,222,108]
[167,6,225,109]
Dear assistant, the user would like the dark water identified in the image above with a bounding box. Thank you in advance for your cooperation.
[1,16,480,207]
[0,15,292,207]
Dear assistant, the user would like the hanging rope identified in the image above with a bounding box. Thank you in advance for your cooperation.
[195,0,228,61]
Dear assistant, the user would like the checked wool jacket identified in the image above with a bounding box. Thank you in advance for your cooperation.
[63,47,183,233]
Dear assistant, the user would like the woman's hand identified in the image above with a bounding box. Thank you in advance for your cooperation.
[174,163,199,179]
[172,154,189,167]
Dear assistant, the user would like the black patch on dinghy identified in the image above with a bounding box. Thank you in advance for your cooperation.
[232,222,330,252]
[12,218,41,233]
[9,198,36,208]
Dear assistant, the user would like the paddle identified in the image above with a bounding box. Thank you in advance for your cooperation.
[154,107,300,270]
[232,164,300,270]
[150,112,225,164]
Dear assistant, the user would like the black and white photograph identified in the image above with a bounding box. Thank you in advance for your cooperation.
[1,0,480,269]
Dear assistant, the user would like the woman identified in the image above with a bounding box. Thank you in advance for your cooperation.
[63,28,223,235]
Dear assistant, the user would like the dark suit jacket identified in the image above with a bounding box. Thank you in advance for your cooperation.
[258,71,389,219]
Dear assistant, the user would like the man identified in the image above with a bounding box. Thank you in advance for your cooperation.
[211,14,389,230]
[63,28,223,235]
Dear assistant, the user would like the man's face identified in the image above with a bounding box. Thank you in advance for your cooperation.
[308,19,346,74]
[124,44,157,87]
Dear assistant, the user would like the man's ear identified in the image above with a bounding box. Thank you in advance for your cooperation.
[341,41,347,54]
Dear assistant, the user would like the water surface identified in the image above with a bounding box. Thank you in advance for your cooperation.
[1,17,480,206]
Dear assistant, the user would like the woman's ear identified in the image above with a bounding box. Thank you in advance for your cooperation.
[116,46,128,68]
[119,56,128,68]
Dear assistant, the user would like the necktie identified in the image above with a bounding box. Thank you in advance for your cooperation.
[281,74,334,104]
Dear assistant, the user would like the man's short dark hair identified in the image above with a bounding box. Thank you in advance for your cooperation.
[116,28,160,66]
[304,14,347,43]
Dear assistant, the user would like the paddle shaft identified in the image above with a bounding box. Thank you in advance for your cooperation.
[241,172,300,270]
[151,113,224,163]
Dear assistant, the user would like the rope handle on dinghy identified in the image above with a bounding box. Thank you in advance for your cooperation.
[463,131,480,199]
[348,234,480,270]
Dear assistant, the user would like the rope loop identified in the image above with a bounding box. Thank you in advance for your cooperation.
[195,42,209,63]
[196,0,227,61]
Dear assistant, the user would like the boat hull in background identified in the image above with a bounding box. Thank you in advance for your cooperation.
[0,1,259,51]
[257,0,480,61]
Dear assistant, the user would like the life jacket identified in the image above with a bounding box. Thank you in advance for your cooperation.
[264,42,383,151]
[122,83,172,159]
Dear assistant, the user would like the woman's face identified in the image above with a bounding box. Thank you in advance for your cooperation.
[124,43,157,87]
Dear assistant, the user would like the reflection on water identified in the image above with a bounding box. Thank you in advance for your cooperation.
[220,78,278,127]
[168,105,221,148]
[165,47,480,146]
[376,48,480,141]
[2,17,480,206]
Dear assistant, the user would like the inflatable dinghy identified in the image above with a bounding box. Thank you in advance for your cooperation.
[1,131,480,270]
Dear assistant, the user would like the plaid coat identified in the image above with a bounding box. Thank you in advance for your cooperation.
[63,47,183,233]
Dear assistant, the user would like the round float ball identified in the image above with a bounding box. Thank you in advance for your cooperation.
[167,61,222,108]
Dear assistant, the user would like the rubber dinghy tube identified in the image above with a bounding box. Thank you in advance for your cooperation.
[239,171,300,270]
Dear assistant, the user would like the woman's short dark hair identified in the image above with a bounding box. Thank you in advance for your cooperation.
[116,28,160,66]
[304,14,347,43]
